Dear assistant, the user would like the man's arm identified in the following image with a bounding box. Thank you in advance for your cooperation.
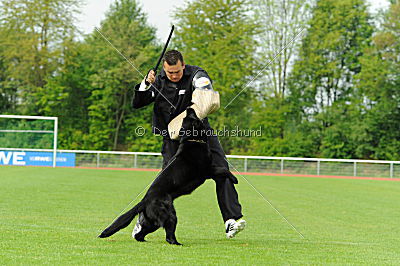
[132,70,158,109]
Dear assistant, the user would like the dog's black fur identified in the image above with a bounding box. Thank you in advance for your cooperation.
[99,108,212,245]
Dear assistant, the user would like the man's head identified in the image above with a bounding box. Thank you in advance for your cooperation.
[163,50,185,83]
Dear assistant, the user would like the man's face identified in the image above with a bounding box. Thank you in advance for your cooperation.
[163,60,185,83]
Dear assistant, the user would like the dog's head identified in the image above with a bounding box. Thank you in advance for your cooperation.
[179,108,208,143]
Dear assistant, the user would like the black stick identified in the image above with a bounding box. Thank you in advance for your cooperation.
[153,25,175,73]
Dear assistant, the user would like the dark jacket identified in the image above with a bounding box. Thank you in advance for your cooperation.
[132,65,212,138]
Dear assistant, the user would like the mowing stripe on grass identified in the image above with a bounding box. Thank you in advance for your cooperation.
[99,157,177,233]
[1,166,400,264]
[226,159,306,239]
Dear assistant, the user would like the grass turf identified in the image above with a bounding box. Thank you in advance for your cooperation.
[0,166,399,264]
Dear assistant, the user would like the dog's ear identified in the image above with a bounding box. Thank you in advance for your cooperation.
[192,117,202,128]
[186,107,198,120]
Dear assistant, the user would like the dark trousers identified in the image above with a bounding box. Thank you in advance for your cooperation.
[161,136,243,222]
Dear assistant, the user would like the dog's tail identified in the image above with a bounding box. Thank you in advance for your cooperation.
[98,201,144,238]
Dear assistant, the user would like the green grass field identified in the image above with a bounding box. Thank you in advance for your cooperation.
[1,166,400,264]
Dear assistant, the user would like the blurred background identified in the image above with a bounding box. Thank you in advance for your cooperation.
[0,0,399,161]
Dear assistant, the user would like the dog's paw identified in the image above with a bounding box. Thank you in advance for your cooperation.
[134,235,146,242]
[166,239,182,245]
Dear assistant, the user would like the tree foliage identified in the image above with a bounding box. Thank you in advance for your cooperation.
[0,0,82,113]
[1,0,399,160]
[34,0,161,151]
[248,0,313,156]
[82,0,160,150]
[252,0,313,99]
[355,0,400,160]
[289,0,373,115]
[172,0,258,152]
[283,0,374,158]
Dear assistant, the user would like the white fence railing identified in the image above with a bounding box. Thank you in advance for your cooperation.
[1,148,399,178]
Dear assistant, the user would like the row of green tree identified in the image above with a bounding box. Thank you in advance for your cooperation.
[0,0,399,160]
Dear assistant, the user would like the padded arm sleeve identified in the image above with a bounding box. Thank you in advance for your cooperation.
[168,71,220,139]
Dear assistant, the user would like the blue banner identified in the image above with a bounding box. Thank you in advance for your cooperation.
[0,151,75,167]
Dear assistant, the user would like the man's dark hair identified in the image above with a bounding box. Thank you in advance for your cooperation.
[163,50,184,65]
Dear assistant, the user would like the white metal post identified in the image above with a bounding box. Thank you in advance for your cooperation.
[53,117,58,168]
[390,163,393,178]
[354,162,357,176]
[134,154,137,168]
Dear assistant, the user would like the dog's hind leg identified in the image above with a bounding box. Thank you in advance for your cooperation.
[134,215,159,242]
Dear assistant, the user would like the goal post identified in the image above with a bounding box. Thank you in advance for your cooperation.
[0,115,58,167]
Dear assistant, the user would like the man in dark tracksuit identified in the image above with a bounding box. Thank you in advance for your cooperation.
[131,50,246,238]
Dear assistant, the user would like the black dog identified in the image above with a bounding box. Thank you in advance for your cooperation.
[99,108,212,245]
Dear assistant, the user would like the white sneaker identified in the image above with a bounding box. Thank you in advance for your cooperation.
[225,218,246,239]
[132,214,143,238]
